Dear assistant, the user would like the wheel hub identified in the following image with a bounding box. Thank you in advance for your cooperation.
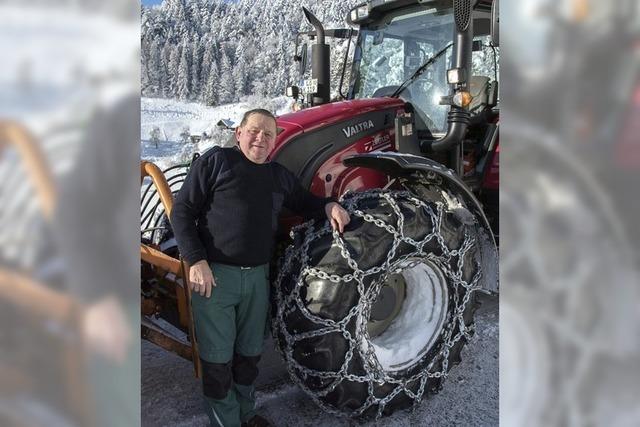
[367,259,449,371]
[367,273,406,338]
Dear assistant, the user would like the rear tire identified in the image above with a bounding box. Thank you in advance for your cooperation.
[273,189,493,418]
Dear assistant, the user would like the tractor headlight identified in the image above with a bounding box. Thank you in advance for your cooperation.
[447,67,467,85]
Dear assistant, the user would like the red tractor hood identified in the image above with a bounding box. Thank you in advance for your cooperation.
[272,98,405,157]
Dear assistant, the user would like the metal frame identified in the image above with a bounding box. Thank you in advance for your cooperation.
[140,161,202,378]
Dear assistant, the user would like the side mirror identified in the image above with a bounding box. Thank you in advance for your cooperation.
[491,0,499,46]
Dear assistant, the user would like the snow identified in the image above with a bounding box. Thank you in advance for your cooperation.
[141,95,293,169]
[369,261,448,371]
[440,189,465,210]
[141,0,361,104]
[143,296,499,426]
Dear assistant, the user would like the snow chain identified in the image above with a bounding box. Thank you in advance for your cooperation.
[273,189,483,419]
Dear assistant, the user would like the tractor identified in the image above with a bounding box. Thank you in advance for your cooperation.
[141,0,499,419]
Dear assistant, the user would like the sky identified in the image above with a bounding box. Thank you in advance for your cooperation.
[142,0,163,6]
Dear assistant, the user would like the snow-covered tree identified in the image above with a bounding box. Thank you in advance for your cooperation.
[176,40,191,101]
[141,0,362,103]
[234,59,247,98]
[218,50,235,104]
[160,42,172,97]
[203,59,219,106]
[200,38,216,91]
[190,39,202,100]
[167,44,181,96]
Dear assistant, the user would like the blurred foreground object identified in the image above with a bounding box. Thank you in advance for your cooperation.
[501,0,640,425]
[0,1,139,426]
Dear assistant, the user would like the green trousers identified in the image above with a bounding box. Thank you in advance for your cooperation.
[191,263,269,427]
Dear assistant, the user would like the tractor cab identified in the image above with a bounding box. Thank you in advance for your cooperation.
[348,2,456,136]
[347,0,499,139]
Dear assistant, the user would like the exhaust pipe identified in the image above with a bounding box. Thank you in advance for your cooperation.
[428,0,474,172]
[302,7,331,106]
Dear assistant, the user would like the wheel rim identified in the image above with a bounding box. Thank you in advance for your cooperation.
[367,259,449,371]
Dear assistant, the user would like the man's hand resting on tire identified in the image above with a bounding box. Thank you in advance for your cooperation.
[325,202,351,233]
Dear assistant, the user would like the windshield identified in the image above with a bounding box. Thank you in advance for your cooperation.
[350,6,455,134]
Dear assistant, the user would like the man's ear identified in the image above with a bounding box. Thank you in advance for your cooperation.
[234,126,241,141]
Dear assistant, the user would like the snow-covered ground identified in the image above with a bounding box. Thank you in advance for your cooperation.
[140,96,293,170]
[142,295,498,426]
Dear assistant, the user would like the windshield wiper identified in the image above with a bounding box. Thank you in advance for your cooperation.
[391,42,453,98]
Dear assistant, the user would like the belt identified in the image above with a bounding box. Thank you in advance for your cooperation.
[213,262,263,270]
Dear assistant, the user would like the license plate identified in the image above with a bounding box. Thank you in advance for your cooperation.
[302,78,318,94]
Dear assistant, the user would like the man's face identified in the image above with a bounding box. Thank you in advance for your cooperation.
[235,113,277,164]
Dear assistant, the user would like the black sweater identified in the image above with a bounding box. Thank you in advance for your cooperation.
[170,146,330,266]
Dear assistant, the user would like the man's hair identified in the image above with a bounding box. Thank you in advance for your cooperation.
[239,108,276,127]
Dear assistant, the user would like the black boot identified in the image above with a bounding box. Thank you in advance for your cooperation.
[241,414,273,427]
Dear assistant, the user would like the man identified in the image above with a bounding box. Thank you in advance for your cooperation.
[171,109,350,427]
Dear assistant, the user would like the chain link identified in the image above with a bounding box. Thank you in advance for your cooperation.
[272,189,483,419]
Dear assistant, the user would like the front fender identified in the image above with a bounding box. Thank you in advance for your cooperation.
[344,152,498,292]
[344,152,492,237]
